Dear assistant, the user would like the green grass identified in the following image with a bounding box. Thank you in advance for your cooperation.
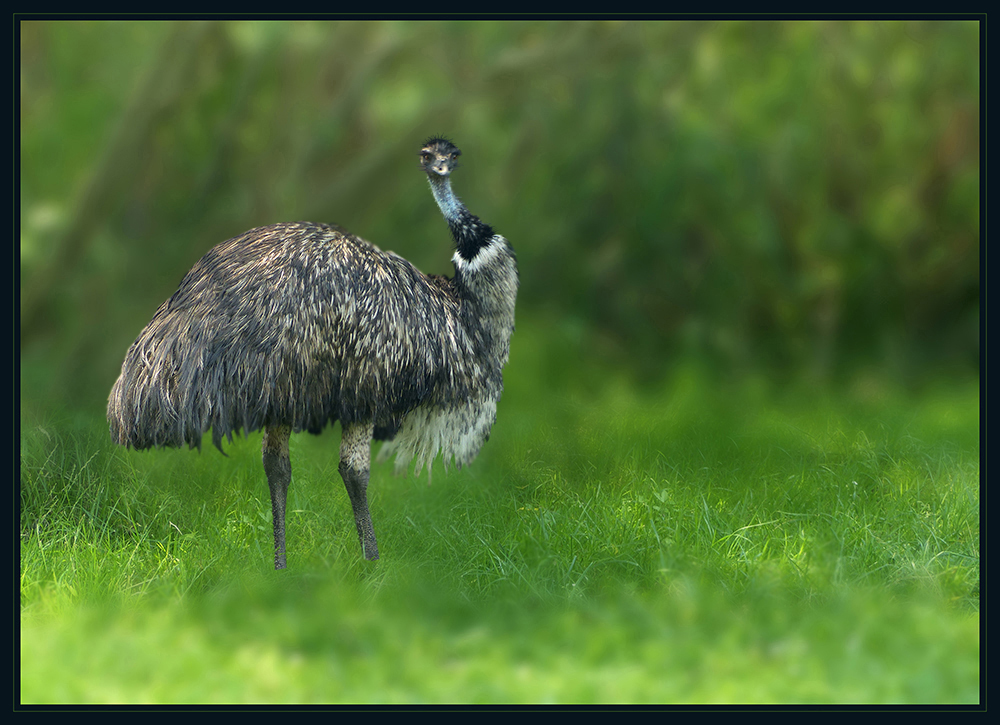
[19,338,980,704]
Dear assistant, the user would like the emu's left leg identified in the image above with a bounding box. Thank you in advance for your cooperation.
[339,421,378,561]
[262,425,292,570]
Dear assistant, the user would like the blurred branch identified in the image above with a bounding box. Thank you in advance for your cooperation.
[295,27,409,220]
[20,21,215,344]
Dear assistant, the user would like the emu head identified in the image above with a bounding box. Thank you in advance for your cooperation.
[420,137,461,179]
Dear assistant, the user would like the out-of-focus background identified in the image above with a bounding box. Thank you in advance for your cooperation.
[20,19,979,412]
[19,19,981,705]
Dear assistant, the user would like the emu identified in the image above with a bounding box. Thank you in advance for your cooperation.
[107,138,518,569]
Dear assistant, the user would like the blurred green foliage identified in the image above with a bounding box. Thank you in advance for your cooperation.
[19,19,979,412]
[18,21,980,704]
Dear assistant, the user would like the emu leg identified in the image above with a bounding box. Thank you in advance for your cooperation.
[262,425,292,570]
[339,421,378,561]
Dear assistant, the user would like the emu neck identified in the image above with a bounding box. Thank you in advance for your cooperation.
[428,176,493,263]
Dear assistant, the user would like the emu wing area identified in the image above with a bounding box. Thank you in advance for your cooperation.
[108,222,474,451]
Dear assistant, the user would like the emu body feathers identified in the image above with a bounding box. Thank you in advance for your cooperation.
[108,138,516,567]
[108,221,515,473]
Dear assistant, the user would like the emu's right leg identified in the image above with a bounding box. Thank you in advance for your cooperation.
[340,421,378,561]
[262,425,292,570]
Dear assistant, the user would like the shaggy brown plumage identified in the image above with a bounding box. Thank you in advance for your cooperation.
[108,138,518,568]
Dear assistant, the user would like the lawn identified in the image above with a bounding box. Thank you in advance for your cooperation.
[19,324,980,704]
